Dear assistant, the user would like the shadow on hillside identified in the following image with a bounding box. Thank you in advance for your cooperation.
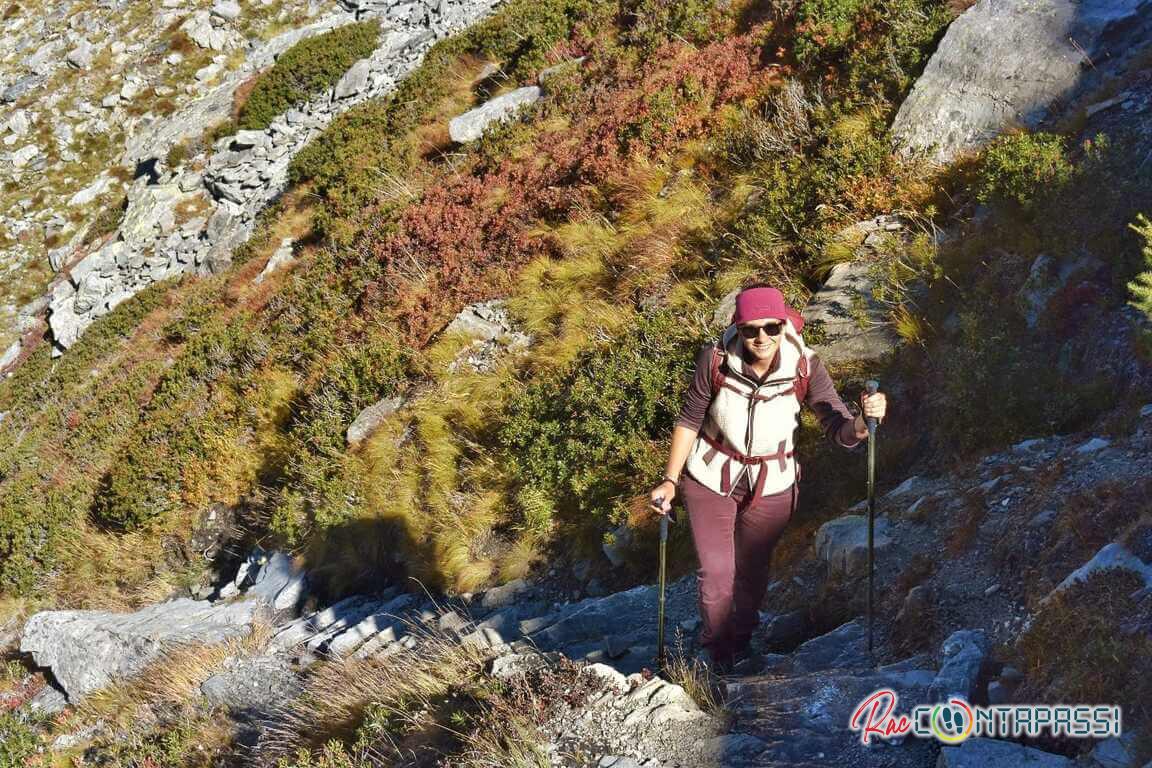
[296,515,422,604]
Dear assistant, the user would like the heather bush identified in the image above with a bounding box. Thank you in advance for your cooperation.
[238,20,380,131]
[289,0,610,234]
[794,0,866,65]
[618,0,719,52]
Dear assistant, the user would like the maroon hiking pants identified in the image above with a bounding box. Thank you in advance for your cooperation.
[679,470,795,660]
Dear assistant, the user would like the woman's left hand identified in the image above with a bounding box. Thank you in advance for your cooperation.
[861,390,887,425]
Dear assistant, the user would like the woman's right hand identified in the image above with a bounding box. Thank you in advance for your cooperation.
[649,480,676,516]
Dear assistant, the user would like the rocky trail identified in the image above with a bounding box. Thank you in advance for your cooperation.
[6,404,1151,766]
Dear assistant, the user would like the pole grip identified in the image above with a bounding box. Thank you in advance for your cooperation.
[659,513,669,543]
[864,379,880,435]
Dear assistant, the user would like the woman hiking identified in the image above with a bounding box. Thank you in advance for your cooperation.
[649,284,887,673]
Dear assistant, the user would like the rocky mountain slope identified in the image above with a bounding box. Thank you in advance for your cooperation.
[1,0,503,366]
[1,0,1151,764]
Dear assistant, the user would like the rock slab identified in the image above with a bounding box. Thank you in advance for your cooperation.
[891,0,1152,163]
[21,598,259,701]
[448,86,541,143]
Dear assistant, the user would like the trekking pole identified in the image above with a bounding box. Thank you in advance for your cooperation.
[656,505,670,674]
[865,380,880,665]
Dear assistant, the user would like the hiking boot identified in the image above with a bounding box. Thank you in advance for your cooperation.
[731,651,764,675]
[699,648,735,676]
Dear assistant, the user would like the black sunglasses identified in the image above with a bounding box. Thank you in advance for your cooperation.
[738,322,784,339]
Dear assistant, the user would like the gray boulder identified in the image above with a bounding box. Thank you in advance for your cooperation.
[1017,253,1104,329]
[2,74,44,103]
[0,340,21,371]
[936,737,1075,767]
[711,288,739,329]
[346,394,406,447]
[334,58,372,99]
[814,515,893,578]
[1046,542,1152,602]
[538,56,585,86]
[929,629,990,702]
[442,299,531,373]
[789,619,871,673]
[448,86,541,143]
[210,0,242,20]
[892,0,1152,163]
[20,598,260,701]
[66,39,96,70]
[478,578,531,611]
[1090,734,1139,768]
[253,238,296,285]
[200,653,302,712]
[726,625,939,766]
[245,551,307,611]
[802,261,900,366]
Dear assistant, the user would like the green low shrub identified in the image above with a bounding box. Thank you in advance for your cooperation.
[1128,213,1152,322]
[0,712,44,768]
[91,311,264,532]
[269,336,410,539]
[795,0,867,65]
[618,0,719,53]
[238,20,381,131]
[497,310,697,533]
[974,132,1073,210]
[926,303,1112,457]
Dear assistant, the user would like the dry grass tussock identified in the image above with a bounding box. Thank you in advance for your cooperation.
[663,642,724,718]
[739,80,824,163]
[51,511,205,611]
[254,616,488,762]
[252,611,561,767]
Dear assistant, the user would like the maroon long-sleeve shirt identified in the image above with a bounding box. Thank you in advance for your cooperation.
[675,342,862,449]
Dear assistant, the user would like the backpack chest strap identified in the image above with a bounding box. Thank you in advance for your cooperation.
[701,430,794,494]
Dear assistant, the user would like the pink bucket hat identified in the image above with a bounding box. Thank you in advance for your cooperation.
[732,286,805,332]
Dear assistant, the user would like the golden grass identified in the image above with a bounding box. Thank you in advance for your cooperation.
[455,704,552,768]
[51,514,197,611]
[182,367,297,512]
[256,617,488,761]
[1014,568,1152,732]
[663,645,724,718]
[0,597,31,633]
[891,304,929,347]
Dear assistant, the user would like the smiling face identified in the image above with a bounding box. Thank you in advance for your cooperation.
[738,319,784,363]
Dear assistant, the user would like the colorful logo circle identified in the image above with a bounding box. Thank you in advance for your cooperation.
[930,698,974,744]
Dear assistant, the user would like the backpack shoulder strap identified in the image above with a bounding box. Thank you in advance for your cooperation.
[793,349,811,405]
[709,344,726,395]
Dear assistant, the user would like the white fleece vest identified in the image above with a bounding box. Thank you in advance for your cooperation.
[683,321,815,497]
